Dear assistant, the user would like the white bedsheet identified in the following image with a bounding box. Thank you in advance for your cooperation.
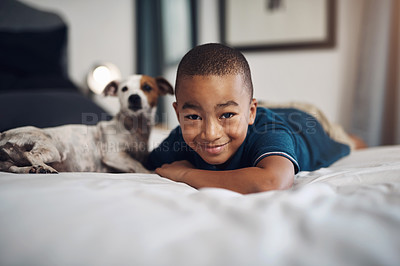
[0,146,399,266]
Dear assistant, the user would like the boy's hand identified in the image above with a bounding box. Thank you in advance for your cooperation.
[155,160,195,182]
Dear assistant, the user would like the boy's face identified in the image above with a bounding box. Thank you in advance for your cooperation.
[173,75,257,166]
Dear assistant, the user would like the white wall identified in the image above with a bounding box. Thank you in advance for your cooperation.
[19,0,135,93]
[197,0,365,130]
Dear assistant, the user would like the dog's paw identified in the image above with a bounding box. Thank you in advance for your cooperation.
[29,165,58,174]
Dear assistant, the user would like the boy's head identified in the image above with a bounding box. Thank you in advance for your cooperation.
[175,43,253,100]
[173,43,257,166]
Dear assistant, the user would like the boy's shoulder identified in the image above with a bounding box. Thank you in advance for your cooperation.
[256,106,310,118]
[254,106,315,128]
[253,106,301,127]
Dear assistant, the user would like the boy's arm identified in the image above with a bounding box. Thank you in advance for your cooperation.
[155,155,295,194]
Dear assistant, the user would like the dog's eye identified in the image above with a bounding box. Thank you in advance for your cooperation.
[142,84,153,92]
[121,86,128,92]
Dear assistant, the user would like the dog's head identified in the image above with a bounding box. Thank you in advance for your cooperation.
[103,75,173,116]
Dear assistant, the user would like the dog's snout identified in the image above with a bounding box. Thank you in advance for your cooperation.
[128,94,142,111]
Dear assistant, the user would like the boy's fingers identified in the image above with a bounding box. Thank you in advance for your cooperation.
[155,163,171,176]
[155,167,163,176]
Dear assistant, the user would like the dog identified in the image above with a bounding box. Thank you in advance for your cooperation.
[0,75,173,173]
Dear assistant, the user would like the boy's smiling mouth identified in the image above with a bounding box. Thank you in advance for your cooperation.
[197,141,230,155]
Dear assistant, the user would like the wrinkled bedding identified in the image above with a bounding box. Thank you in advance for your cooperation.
[0,145,399,266]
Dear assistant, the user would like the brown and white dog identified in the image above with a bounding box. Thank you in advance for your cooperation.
[0,75,173,173]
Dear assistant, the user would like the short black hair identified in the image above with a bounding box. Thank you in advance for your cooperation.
[175,43,253,99]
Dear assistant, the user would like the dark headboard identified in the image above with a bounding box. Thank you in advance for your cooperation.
[0,0,111,131]
[0,0,75,91]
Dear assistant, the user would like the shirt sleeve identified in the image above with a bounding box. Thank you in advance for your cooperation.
[247,123,300,173]
[144,126,188,170]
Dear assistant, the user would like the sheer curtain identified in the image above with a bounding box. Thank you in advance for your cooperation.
[351,0,400,146]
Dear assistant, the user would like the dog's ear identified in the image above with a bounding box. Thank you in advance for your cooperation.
[155,77,174,95]
[103,80,120,96]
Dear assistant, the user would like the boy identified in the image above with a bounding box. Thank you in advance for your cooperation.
[145,43,350,194]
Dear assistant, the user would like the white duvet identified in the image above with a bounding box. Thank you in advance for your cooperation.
[0,146,399,266]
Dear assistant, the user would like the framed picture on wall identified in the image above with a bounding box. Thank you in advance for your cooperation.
[219,0,336,51]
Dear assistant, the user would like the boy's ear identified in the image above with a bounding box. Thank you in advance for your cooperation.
[173,102,180,121]
[248,98,258,125]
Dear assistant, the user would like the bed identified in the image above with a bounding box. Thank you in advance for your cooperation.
[0,140,400,266]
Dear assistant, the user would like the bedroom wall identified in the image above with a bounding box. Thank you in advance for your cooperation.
[18,0,135,94]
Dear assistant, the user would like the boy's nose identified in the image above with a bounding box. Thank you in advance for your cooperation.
[201,118,222,142]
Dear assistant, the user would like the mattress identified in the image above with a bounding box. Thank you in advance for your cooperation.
[0,145,399,266]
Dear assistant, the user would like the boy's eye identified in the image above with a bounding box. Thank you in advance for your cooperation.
[220,112,235,119]
[185,114,202,120]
